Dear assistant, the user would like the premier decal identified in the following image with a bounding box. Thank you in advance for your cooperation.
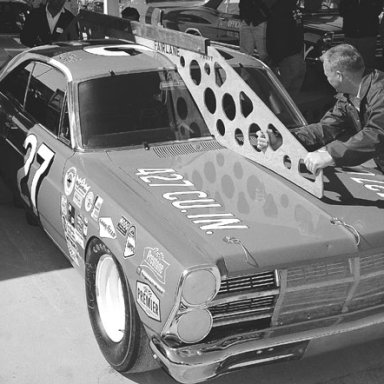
[139,247,170,285]
[136,168,248,234]
[99,217,117,239]
[137,282,161,321]
[64,167,77,196]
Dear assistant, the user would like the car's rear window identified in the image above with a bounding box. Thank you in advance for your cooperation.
[78,70,212,149]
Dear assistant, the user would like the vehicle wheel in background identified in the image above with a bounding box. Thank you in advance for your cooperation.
[85,238,158,374]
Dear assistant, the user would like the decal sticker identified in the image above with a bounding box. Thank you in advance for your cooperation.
[62,216,80,266]
[139,247,169,285]
[124,226,136,258]
[99,217,117,239]
[68,202,76,226]
[117,216,130,237]
[91,196,103,221]
[137,281,160,321]
[61,195,68,216]
[84,191,94,212]
[64,167,77,196]
[73,176,91,209]
[139,268,165,295]
[136,168,248,234]
[154,41,180,57]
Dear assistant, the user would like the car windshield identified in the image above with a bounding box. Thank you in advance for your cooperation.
[78,65,302,149]
[78,69,212,149]
[234,65,303,129]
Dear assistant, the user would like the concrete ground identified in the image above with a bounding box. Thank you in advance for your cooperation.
[2,175,384,384]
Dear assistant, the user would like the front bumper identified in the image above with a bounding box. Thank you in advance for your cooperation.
[150,309,384,383]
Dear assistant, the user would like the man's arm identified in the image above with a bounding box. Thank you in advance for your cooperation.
[326,89,384,166]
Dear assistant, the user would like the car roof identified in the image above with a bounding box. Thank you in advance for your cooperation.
[26,40,176,81]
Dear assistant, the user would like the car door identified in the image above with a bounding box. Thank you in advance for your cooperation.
[14,61,74,254]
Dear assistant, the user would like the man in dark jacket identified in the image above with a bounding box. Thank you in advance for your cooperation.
[20,0,79,47]
[238,0,277,61]
[339,0,384,69]
[266,0,306,98]
[256,44,384,174]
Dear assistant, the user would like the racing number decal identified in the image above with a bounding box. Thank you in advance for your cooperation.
[21,134,55,212]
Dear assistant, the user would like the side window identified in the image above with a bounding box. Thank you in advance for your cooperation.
[25,62,67,135]
[0,62,34,107]
[217,0,240,15]
[59,100,71,144]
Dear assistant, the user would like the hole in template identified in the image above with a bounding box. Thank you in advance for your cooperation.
[214,62,226,87]
[204,63,211,75]
[298,159,316,182]
[223,93,236,121]
[190,60,201,85]
[204,88,216,114]
[180,56,185,67]
[268,123,283,151]
[235,128,244,146]
[283,155,292,169]
[217,119,225,136]
[249,123,261,152]
[240,91,253,118]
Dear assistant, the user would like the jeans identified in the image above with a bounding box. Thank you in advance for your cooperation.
[239,21,268,60]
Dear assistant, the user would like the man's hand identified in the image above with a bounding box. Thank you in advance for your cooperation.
[256,129,282,151]
[304,150,335,174]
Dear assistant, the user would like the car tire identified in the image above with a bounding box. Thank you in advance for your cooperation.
[85,238,158,374]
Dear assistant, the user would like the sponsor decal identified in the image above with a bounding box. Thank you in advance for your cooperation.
[99,217,117,239]
[136,282,160,321]
[64,167,77,196]
[136,168,248,234]
[91,196,103,221]
[84,191,94,212]
[124,226,136,258]
[140,269,165,295]
[73,176,91,209]
[62,216,80,266]
[68,202,75,226]
[139,247,169,285]
[117,216,130,237]
[61,195,68,216]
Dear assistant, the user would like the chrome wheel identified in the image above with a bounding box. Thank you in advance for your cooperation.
[96,254,126,343]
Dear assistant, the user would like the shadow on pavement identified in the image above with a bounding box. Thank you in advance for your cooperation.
[0,175,71,282]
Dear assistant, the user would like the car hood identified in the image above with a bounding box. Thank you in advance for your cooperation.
[106,143,384,275]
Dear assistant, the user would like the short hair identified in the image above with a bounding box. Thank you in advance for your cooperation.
[321,44,365,74]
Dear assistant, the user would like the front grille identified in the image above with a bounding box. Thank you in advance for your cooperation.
[209,271,279,330]
[219,271,277,294]
[205,252,384,343]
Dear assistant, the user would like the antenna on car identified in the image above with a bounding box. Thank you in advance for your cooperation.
[77,10,324,198]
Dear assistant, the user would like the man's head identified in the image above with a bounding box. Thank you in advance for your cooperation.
[47,0,67,17]
[321,44,365,94]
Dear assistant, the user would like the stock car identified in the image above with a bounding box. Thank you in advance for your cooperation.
[1,14,384,384]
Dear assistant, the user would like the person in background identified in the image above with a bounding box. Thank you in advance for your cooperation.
[266,0,306,99]
[20,0,79,47]
[238,0,277,62]
[339,0,384,69]
[256,44,384,174]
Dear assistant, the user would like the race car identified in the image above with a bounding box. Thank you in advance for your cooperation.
[1,12,384,384]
